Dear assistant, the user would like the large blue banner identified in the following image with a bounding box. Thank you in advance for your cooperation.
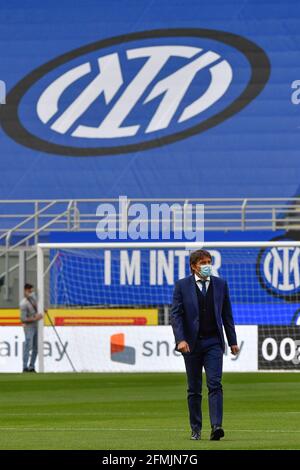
[0,0,299,201]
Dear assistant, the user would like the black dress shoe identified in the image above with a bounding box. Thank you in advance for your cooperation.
[28,368,36,373]
[190,431,201,440]
[22,368,29,373]
[210,425,225,441]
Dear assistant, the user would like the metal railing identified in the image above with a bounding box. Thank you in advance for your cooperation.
[0,200,79,299]
[0,197,300,238]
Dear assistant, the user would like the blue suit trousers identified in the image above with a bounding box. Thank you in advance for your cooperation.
[183,335,223,432]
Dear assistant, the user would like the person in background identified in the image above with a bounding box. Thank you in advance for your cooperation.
[20,283,43,373]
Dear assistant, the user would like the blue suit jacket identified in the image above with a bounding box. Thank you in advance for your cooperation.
[170,275,237,353]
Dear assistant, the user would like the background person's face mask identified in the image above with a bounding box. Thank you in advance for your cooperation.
[29,292,37,301]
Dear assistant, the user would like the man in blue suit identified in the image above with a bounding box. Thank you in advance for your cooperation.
[170,249,239,441]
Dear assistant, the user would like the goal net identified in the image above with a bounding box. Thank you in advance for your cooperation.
[36,241,300,372]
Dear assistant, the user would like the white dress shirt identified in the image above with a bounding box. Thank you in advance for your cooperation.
[194,273,210,294]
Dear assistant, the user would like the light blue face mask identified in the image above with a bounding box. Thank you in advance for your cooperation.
[199,264,212,277]
[29,292,37,301]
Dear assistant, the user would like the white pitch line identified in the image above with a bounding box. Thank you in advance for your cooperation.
[2,411,299,417]
[0,428,299,433]
[0,412,150,416]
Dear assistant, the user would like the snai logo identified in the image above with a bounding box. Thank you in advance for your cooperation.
[110,333,136,365]
[1,29,270,156]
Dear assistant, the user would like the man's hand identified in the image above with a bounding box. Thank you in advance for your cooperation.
[34,313,43,321]
[230,345,240,356]
[177,341,190,353]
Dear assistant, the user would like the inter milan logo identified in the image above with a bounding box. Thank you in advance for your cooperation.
[0,29,270,156]
[257,245,300,300]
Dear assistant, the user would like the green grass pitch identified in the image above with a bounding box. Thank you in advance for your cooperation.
[0,372,299,450]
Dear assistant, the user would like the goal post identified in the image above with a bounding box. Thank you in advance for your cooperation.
[37,244,45,373]
[36,241,300,373]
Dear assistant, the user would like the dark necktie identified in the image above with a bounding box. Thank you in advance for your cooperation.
[200,280,207,296]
